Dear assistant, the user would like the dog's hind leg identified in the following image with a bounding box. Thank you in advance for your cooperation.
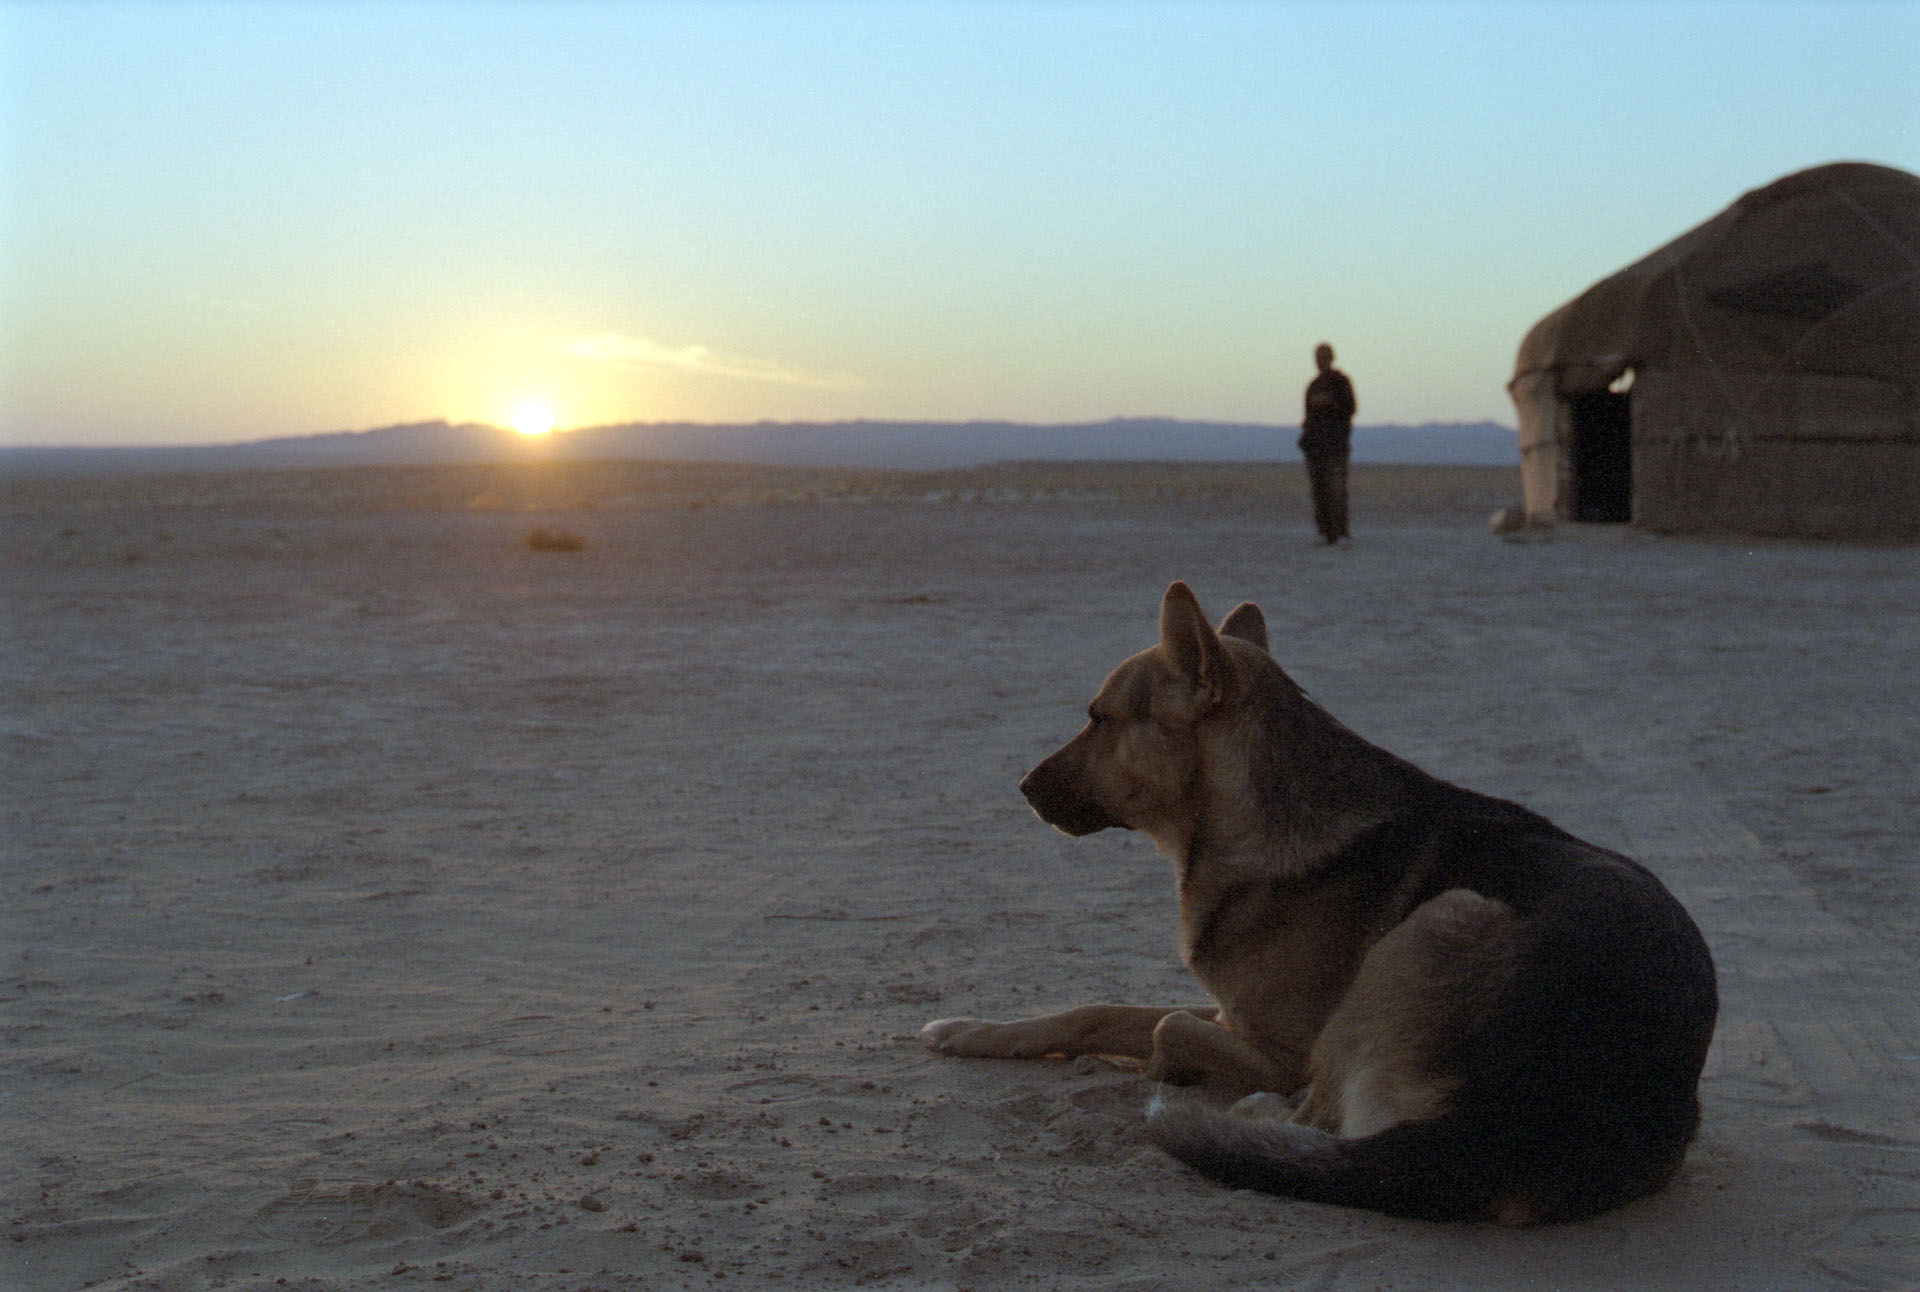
[1293,888,1519,1135]
[922,1004,1219,1064]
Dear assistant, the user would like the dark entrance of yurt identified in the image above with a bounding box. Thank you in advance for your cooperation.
[1567,390,1632,522]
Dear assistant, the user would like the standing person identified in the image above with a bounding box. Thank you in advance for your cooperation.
[1298,343,1357,545]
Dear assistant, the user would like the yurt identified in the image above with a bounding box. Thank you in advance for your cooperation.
[1509,162,1919,540]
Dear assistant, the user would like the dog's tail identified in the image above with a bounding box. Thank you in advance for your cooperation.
[1144,1095,1509,1224]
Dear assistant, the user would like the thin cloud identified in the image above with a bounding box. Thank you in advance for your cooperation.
[562,334,861,391]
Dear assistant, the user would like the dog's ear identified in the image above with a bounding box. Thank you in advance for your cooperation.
[1159,581,1232,704]
[1219,602,1268,653]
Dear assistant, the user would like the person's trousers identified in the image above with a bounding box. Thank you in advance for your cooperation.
[1304,449,1349,541]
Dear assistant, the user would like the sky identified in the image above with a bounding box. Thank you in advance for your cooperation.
[3,1,1916,448]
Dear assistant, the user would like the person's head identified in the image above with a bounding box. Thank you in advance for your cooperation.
[1314,343,1335,373]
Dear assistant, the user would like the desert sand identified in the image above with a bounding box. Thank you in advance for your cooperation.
[3,459,1916,1291]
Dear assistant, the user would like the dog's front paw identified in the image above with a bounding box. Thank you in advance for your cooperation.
[920,1017,1001,1055]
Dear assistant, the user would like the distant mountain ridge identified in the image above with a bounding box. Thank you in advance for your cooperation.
[1,417,1519,477]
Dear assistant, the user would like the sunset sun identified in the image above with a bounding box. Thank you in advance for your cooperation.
[510,401,556,437]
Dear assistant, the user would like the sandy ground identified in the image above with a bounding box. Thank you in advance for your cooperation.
[3,459,1916,1292]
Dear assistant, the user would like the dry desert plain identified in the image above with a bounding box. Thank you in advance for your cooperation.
[3,459,1917,1291]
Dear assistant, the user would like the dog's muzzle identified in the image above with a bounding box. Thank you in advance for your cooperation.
[1019,761,1121,836]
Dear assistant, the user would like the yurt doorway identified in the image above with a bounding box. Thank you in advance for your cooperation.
[1567,390,1632,522]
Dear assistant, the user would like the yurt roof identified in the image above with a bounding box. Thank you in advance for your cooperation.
[1512,162,1920,395]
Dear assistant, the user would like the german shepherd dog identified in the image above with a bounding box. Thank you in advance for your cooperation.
[923,582,1717,1224]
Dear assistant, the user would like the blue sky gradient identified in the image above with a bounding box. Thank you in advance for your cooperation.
[4,1,1916,446]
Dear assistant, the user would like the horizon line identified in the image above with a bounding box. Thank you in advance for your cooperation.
[2,414,1521,455]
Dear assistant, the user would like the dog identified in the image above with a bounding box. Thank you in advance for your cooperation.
[922,581,1717,1224]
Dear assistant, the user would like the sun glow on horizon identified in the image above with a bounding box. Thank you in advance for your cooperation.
[510,401,556,437]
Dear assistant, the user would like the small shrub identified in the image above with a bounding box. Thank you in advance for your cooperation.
[525,527,587,553]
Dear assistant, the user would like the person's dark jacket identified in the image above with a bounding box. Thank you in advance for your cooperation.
[1299,369,1357,455]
